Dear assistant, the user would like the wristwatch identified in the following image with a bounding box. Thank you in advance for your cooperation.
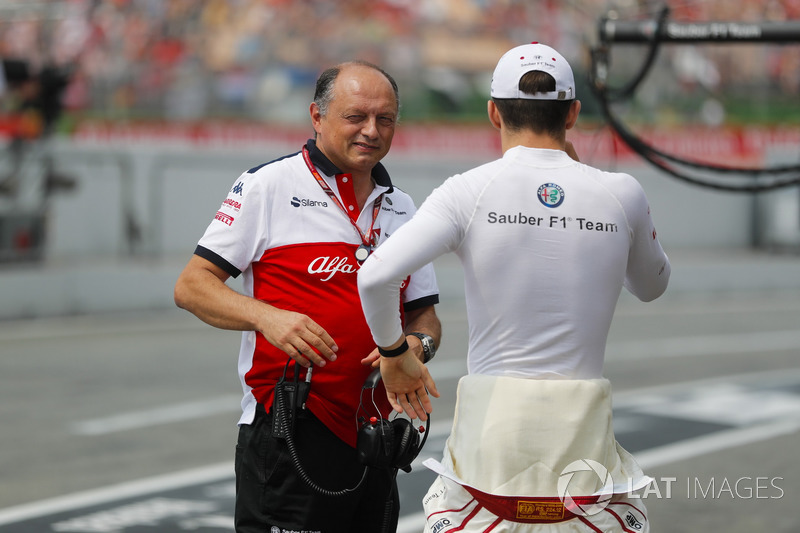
[409,332,436,363]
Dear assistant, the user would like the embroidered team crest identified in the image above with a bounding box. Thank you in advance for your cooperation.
[537,183,565,208]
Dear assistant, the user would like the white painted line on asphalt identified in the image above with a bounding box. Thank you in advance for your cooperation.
[606,329,800,361]
[613,293,800,317]
[428,330,800,380]
[612,367,800,408]
[427,330,800,369]
[0,314,208,342]
[631,384,800,426]
[635,417,800,470]
[0,463,233,526]
[66,361,465,437]
[70,395,242,435]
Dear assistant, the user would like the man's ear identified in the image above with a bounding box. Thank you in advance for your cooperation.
[487,100,502,130]
[566,99,581,131]
[310,102,323,135]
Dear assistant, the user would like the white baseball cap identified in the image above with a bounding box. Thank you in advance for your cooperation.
[491,42,575,101]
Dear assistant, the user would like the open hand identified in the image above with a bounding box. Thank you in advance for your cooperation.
[380,351,439,420]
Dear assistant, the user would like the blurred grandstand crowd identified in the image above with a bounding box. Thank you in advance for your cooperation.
[0,0,798,133]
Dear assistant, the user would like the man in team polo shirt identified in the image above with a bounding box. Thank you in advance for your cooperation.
[358,43,670,532]
[175,60,441,533]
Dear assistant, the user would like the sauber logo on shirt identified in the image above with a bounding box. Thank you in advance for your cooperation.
[308,256,357,281]
[214,211,234,226]
[291,196,329,208]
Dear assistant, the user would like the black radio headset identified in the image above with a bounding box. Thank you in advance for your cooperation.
[355,367,430,472]
[271,359,430,497]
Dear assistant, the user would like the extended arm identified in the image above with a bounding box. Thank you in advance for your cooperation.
[359,191,461,419]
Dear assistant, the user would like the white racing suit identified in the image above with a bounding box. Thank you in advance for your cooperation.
[422,375,651,532]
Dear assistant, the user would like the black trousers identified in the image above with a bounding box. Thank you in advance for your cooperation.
[234,405,399,533]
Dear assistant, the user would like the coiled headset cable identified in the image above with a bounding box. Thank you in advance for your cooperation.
[274,359,369,497]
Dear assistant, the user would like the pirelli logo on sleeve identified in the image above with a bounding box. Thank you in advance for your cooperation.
[214,211,234,226]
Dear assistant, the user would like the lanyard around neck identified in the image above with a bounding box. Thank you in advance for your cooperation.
[302,146,383,248]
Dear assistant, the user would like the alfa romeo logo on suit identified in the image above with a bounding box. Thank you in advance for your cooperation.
[537,183,565,208]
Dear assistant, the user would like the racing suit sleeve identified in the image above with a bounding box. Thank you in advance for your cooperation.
[359,182,463,347]
[619,176,671,301]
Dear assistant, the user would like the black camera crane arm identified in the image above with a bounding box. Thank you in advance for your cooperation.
[589,6,800,193]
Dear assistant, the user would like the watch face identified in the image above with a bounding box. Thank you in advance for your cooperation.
[422,336,436,363]
[423,338,435,353]
[412,333,435,361]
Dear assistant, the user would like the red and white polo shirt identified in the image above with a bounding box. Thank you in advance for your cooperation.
[195,139,439,447]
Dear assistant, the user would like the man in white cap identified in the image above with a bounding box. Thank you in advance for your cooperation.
[357,42,670,531]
